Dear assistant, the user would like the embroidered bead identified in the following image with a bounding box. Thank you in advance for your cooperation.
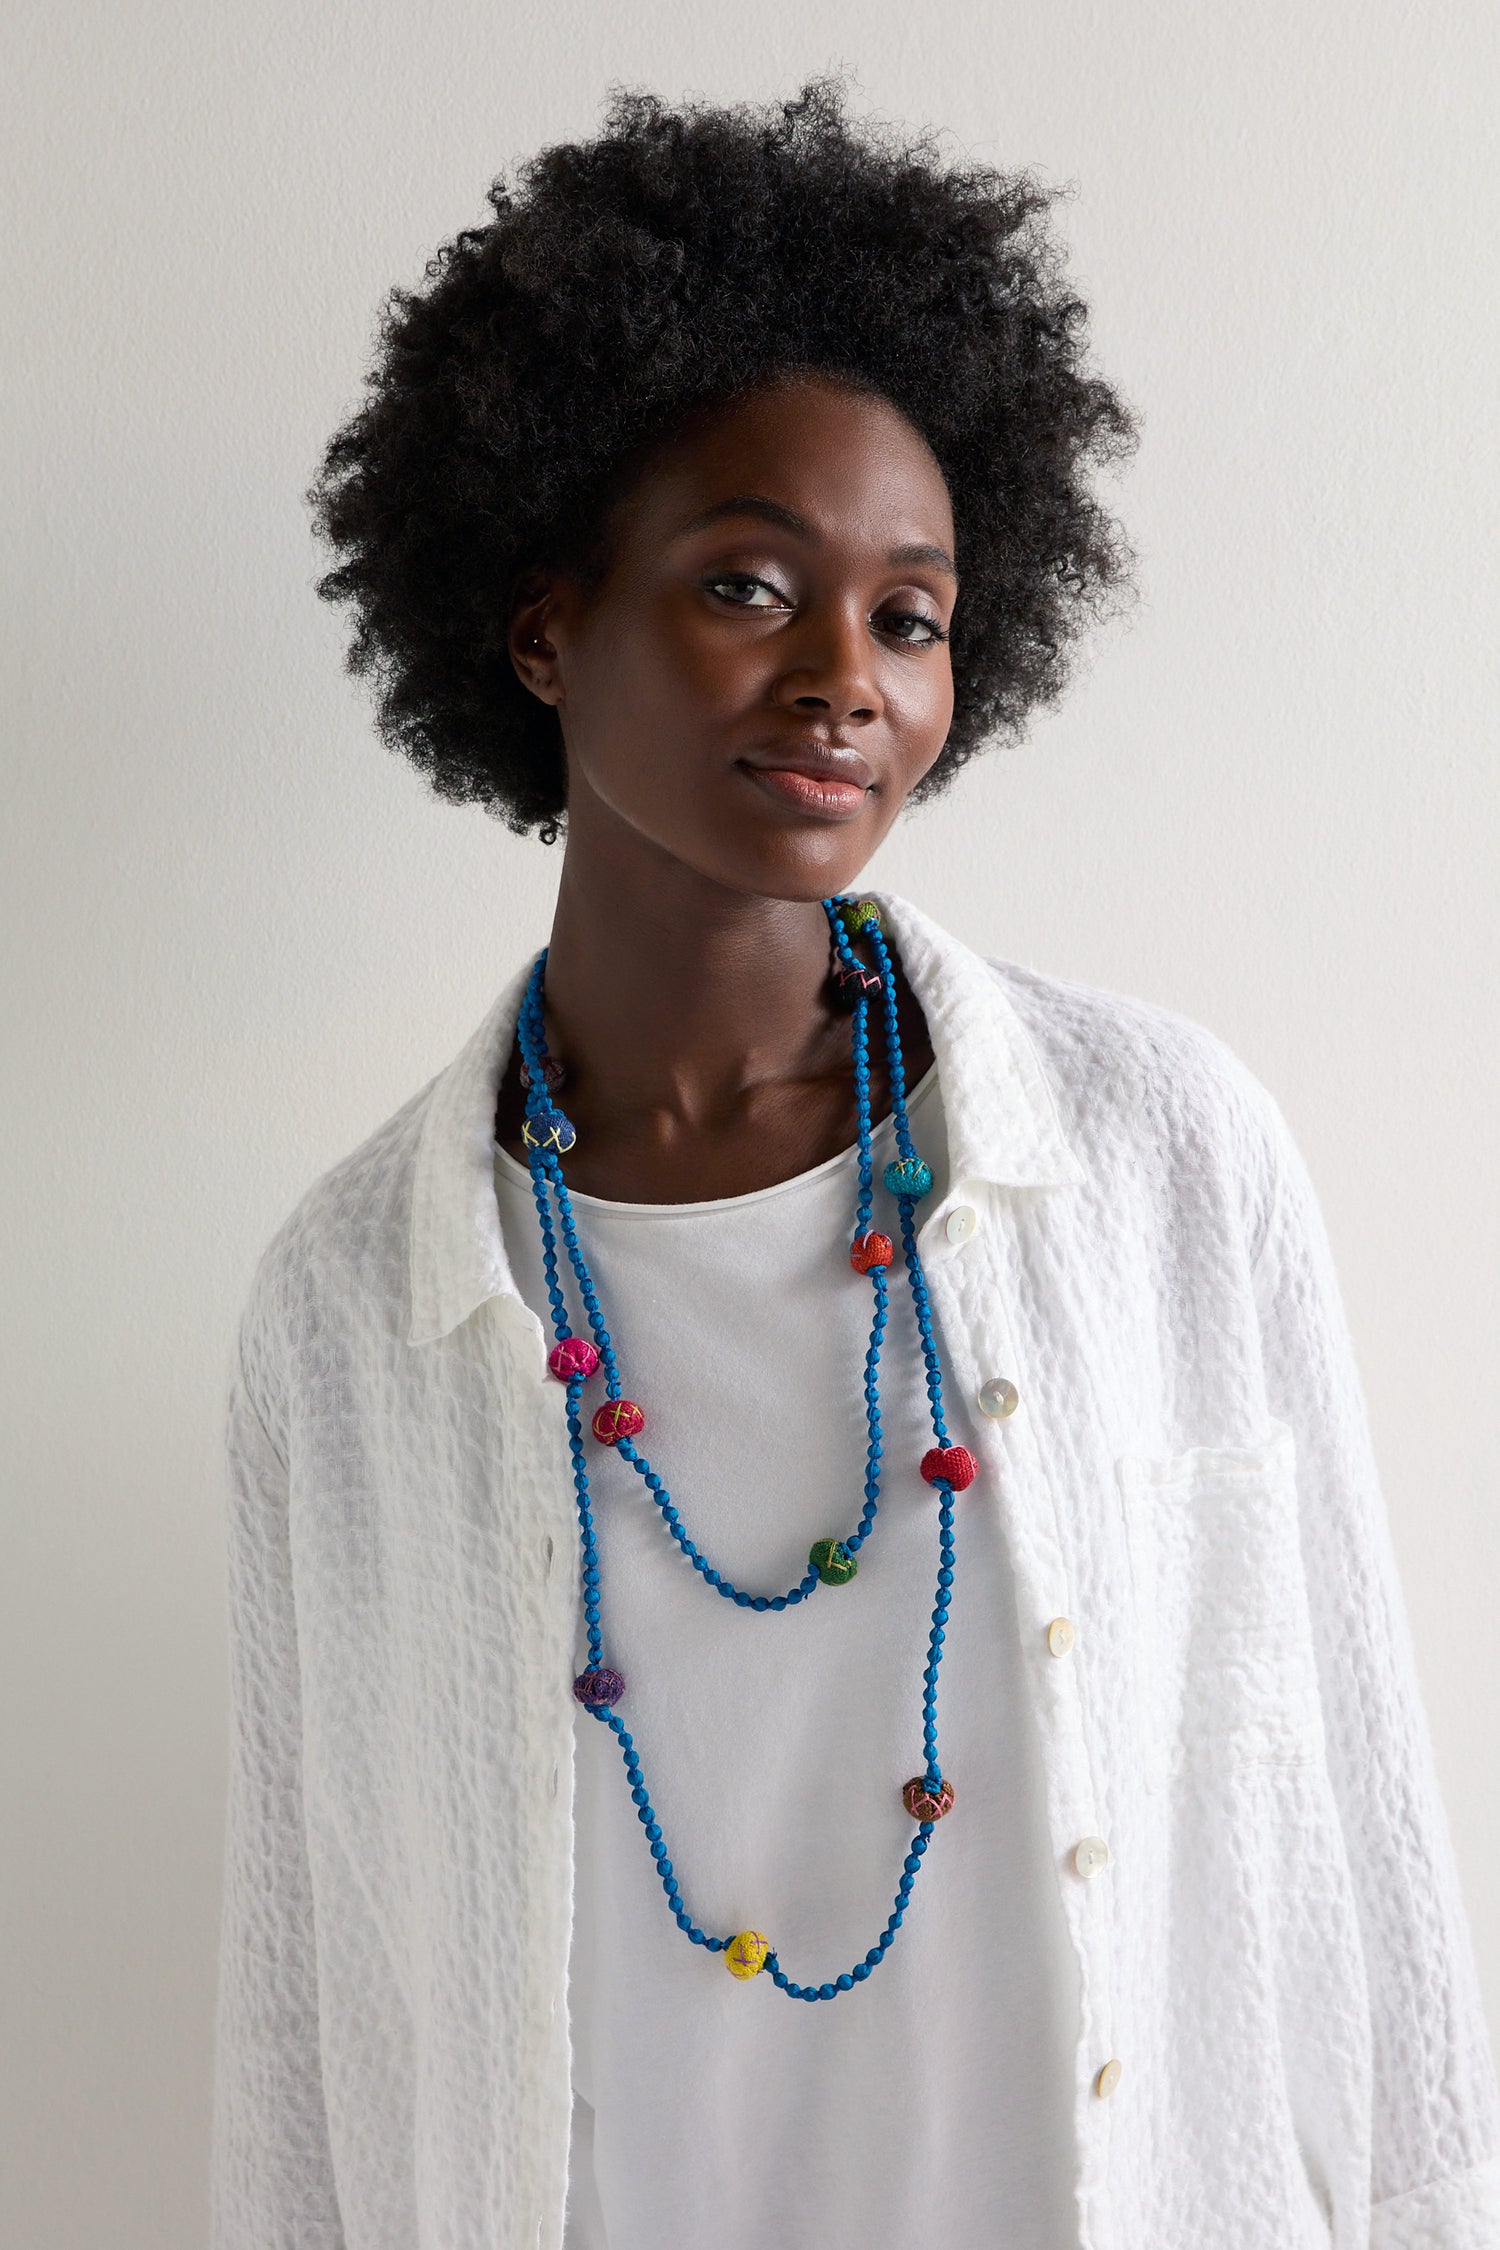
[849,1230,895,1273]
[522,1108,577,1155]
[809,1538,858,1586]
[836,898,884,936]
[573,1666,625,1710]
[725,1930,770,1980]
[883,1156,932,1198]
[902,1775,955,1822]
[547,1335,601,1382]
[829,958,885,1011]
[519,1052,567,1095]
[592,1397,645,1445]
[920,1443,977,1490]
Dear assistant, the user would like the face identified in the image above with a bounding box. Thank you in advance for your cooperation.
[507,372,957,901]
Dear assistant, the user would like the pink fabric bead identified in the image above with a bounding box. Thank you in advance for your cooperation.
[548,1335,601,1382]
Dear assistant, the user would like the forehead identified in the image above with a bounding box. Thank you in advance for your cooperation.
[612,374,954,550]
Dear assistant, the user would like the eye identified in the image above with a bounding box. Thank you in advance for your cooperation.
[703,572,791,610]
[882,608,950,648]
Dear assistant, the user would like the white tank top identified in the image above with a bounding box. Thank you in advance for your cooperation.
[494,1058,1080,2250]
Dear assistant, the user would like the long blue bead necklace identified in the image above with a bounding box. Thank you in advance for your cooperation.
[513,896,975,2002]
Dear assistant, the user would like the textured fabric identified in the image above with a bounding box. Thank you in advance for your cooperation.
[490,1059,1081,2249]
[210,888,1500,2250]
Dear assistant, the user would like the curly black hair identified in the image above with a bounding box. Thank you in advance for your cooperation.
[306,73,1142,843]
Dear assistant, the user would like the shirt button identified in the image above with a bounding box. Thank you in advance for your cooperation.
[1073,1836,1109,1877]
[944,1204,978,1246]
[543,1533,555,1572]
[1047,1616,1075,1656]
[1095,2058,1122,2098]
[977,1376,1019,1420]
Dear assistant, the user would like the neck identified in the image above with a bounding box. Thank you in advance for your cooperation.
[540,838,849,1127]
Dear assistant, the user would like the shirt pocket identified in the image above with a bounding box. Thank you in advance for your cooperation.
[1115,1417,1326,1786]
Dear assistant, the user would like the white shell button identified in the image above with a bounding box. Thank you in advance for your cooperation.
[1095,2058,1122,2098]
[1047,1616,1075,1656]
[944,1204,978,1245]
[1073,1836,1110,1878]
[977,1376,1019,1420]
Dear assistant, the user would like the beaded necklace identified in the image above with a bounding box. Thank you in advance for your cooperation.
[513,896,976,2003]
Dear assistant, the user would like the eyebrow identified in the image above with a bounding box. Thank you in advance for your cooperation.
[672,493,957,581]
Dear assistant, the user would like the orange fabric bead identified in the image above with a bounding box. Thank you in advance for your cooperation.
[849,1231,895,1273]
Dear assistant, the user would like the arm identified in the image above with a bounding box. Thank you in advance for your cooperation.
[209,1312,346,2249]
[1251,1091,1500,2243]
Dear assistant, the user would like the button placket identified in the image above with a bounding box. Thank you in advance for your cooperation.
[919,1219,1118,2140]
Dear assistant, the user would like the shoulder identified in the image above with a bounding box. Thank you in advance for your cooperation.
[232,1074,438,1441]
[983,952,1286,1262]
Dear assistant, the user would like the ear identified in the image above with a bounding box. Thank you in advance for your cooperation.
[506,569,566,705]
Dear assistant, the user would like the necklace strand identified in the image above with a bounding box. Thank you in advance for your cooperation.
[513,897,972,2001]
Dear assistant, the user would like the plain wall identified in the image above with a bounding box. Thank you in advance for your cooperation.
[4,3,1497,2242]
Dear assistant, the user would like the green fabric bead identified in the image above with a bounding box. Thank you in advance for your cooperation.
[836,898,884,936]
[809,1538,858,1586]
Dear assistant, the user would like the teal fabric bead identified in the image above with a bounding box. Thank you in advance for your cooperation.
[883,1155,932,1198]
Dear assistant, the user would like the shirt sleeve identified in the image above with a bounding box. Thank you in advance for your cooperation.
[209,1314,346,2249]
[1250,1091,1500,2242]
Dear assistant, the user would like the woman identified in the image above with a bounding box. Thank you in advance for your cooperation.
[210,78,1500,2250]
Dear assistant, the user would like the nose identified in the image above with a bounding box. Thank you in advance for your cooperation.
[771,597,884,724]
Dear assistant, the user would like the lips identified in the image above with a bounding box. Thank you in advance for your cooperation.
[736,738,875,820]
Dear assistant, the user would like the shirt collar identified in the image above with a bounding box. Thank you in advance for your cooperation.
[406,887,1087,1346]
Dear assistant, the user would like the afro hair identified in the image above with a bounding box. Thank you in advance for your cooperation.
[306,72,1142,842]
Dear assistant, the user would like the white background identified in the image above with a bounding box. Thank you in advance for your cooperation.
[5,4,1497,2241]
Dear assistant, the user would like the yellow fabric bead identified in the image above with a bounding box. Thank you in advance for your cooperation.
[724,1930,770,1980]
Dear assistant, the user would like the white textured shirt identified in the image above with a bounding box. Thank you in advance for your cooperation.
[210,888,1500,2250]
[491,1057,1081,2248]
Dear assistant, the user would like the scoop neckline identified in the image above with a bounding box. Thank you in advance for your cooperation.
[492,1054,941,1219]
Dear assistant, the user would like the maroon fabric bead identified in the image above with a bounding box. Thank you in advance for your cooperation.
[519,1052,567,1094]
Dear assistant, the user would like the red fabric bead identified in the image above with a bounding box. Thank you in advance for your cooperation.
[920,1443,978,1490]
[849,1231,895,1273]
[902,1775,955,1822]
[548,1335,601,1382]
[592,1397,645,1445]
